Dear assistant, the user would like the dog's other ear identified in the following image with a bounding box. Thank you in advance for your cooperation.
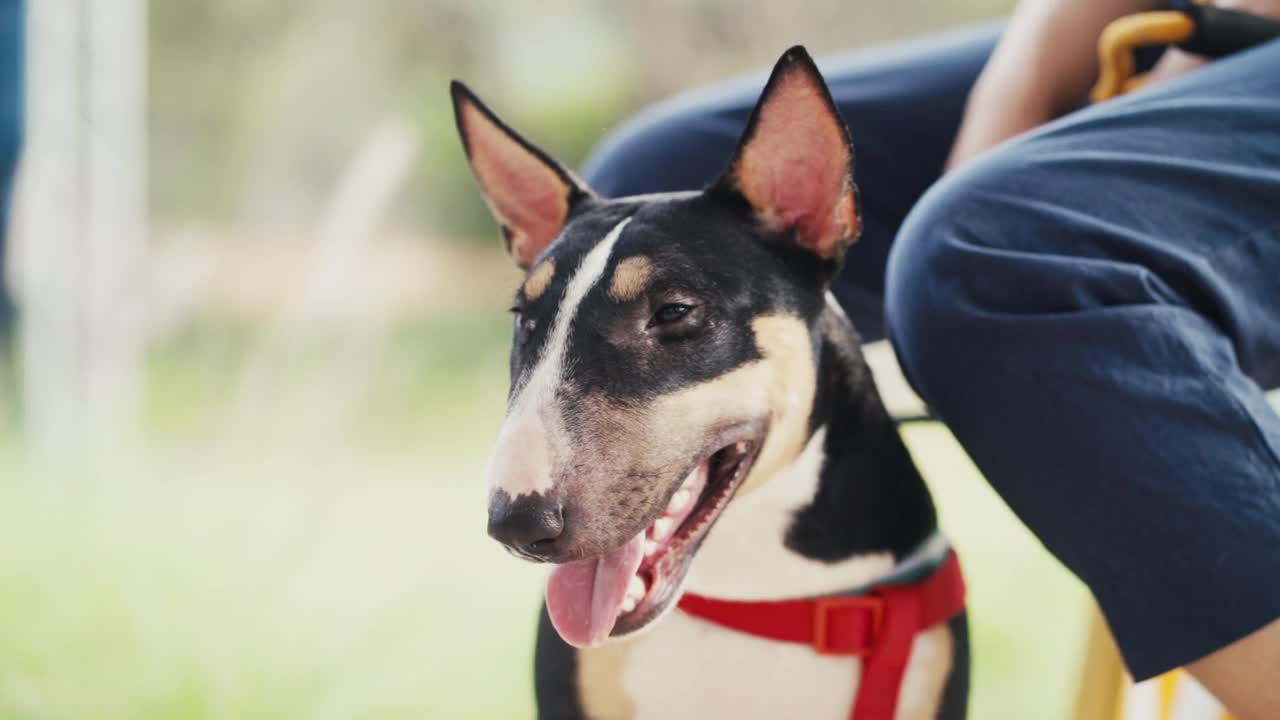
[451,81,596,269]
[715,46,859,264]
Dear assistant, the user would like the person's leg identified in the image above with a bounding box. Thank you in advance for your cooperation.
[582,23,1001,338]
[1186,616,1280,720]
[887,37,1280,698]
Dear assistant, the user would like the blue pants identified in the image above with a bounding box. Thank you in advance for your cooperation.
[582,24,1280,679]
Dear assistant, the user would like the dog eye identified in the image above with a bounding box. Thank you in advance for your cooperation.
[511,308,536,338]
[650,303,693,327]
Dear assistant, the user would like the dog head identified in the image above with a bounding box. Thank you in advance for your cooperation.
[452,46,860,648]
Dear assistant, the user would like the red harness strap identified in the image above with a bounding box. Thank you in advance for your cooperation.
[676,551,966,720]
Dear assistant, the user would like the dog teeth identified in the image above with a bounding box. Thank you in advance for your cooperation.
[627,575,646,601]
[668,489,691,513]
[621,574,646,615]
[652,517,673,541]
[644,540,659,557]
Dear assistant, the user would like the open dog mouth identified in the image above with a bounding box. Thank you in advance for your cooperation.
[544,438,761,648]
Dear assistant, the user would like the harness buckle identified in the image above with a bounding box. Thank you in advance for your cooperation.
[812,594,885,657]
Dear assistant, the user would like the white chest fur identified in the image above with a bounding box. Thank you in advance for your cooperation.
[622,610,858,719]
[605,613,952,720]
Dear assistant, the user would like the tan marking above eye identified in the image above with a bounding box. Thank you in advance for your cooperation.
[608,256,654,302]
[523,258,556,301]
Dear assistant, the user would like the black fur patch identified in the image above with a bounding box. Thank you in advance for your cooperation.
[786,314,939,561]
[535,604,585,719]
[939,611,971,720]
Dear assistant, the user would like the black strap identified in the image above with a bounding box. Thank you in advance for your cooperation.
[1175,1,1280,58]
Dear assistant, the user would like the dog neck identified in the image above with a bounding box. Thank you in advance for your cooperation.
[682,294,940,600]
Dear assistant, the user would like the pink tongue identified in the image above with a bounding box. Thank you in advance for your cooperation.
[545,532,646,648]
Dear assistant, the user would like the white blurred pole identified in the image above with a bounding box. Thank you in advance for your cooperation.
[15,0,146,466]
[16,0,85,463]
[85,0,147,458]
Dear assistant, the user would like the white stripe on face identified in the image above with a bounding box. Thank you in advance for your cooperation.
[486,217,633,499]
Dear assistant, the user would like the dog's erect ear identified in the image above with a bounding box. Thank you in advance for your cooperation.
[715,46,860,263]
[451,81,595,269]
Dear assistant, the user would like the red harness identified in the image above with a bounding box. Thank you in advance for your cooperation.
[676,551,966,720]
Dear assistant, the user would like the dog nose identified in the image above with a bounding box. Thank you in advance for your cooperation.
[488,494,565,558]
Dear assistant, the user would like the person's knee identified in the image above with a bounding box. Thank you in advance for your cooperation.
[885,156,1054,407]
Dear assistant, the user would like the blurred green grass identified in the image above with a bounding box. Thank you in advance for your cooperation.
[0,314,1090,719]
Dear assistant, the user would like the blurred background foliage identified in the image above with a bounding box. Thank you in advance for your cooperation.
[1,1,1116,719]
[147,0,1013,238]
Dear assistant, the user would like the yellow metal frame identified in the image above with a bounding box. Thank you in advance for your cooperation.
[1091,11,1196,102]
[1073,608,1125,720]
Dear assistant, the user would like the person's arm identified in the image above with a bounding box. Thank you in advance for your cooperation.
[949,0,1280,171]
[946,0,1160,171]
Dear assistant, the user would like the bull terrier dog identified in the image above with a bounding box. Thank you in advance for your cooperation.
[452,45,969,720]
